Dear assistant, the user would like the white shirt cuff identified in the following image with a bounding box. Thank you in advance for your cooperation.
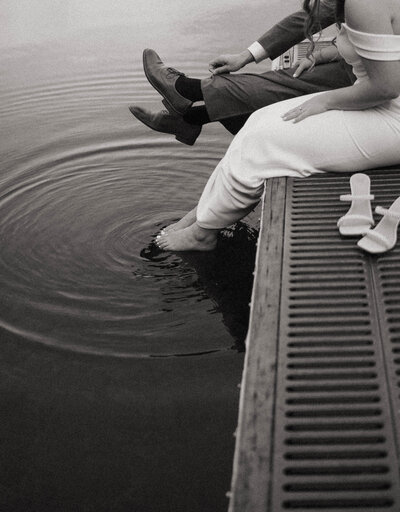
[247,42,268,63]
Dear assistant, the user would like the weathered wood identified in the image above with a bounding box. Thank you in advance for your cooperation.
[228,177,287,512]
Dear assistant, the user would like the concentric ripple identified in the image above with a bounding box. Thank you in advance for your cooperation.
[0,53,258,357]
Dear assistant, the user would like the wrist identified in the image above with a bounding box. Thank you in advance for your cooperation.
[319,94,332,111]
[239,49,254,66]
[247,42,268,63]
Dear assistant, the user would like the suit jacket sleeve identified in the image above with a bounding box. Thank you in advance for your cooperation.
[258,0,336,61]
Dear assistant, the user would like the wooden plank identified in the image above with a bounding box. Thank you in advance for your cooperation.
[228,177,287,512]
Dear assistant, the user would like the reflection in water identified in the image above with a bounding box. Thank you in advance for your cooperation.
[179,223,258,351]
[142,221,259,352]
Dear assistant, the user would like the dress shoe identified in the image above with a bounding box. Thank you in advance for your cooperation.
[142,49,193,115]
[129,105,201,146]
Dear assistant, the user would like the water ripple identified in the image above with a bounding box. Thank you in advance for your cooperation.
[0,57,256,358]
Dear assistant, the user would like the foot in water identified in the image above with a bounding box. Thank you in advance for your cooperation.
[156,223,218,251]
[161,207,197,233]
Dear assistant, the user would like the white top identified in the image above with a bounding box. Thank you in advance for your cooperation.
[342,23,400,61]
[337,23,400,82]
[336,23,400,111]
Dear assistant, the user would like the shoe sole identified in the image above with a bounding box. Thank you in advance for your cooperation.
[142,49,190,116]
[128,107,196,146]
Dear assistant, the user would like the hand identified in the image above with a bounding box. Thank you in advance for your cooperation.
[292,57,314,78]
[209,51,252,75]
[281,96,329,123]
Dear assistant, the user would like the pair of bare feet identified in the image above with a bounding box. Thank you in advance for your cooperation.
[155,208,219,251]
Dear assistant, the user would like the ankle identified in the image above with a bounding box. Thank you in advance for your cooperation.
[175,76,204,102]
[192,223,218,241]
[183,106,211,126]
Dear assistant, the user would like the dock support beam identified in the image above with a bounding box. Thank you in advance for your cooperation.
[228,178,286,512]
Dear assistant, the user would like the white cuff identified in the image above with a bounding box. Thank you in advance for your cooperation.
[247,42,268,63]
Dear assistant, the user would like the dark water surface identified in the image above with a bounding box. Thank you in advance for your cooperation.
[0,1,297,510]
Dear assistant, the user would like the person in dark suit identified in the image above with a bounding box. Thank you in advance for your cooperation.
[130,0,355,145]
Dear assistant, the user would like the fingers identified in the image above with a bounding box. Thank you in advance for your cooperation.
[281,105,301,120]
[293,57,313,78]
[210,65,230,75]
[293,66,303,78]
[209,60,230,75]
[209,58,221,70]
[281,106,308,123]
[293,61,307,78]
[283,113,306,123]
[282,97,326,122]
[281,109,299,121]
[209,56,226,73]
[209,54,237,75]
[291,113,308,123]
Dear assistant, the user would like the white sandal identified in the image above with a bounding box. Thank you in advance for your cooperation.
[337,173,374,236]
[358,196,400,254]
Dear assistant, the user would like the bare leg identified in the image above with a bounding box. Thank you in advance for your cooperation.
[156,222,218,251]
[162,207,197,233]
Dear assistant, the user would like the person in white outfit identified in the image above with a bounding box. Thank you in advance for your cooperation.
[156,0,400,252]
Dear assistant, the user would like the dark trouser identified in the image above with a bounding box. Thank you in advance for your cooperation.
[201,60,356,134]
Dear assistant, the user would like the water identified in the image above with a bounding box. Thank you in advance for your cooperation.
[0,1,298,510]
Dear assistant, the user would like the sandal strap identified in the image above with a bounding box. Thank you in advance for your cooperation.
[337,214,373,227]
[375,205,400,219]
[340,193,374,202]
[363,228,392,249]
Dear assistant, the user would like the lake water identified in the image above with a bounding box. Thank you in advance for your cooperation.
[0,1,299,510]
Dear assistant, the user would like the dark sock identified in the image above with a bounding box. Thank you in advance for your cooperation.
[183,106,211,126]
[184,109,250,131]
[220,114,251,134]
[175,76,204,102]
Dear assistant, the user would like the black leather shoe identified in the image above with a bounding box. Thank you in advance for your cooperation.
[129,105,201,146]
[142,49,193,115]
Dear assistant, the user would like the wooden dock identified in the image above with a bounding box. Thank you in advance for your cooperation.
[228,171,400,512]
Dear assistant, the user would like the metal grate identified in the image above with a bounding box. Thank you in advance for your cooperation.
[367,172,400,464]
[271,172,400,511]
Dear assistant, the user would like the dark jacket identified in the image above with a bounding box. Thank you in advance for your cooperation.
[258,0,336,59]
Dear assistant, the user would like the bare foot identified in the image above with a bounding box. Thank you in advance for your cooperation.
[156,223,218,251]
[162,207,197,234]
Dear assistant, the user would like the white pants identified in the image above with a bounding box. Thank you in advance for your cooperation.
[197,93,400,229]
